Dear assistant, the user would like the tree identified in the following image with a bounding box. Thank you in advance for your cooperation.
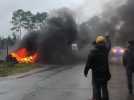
[23,11,35,32]
[0,34,17,48]
[11,9,25,40]
[11,9,48,37]
[32,12,47,30]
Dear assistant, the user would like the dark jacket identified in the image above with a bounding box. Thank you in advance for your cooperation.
[123,46,134,71]
[84,44,111,82]
[106,37,111,53]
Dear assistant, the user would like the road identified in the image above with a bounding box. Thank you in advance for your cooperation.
[0,64,133,100]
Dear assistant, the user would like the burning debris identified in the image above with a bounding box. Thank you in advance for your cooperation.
[8,48,38,64]
[8,8,78,64]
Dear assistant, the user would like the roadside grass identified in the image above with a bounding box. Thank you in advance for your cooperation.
[0,62,41,77]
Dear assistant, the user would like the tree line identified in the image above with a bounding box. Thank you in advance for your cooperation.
[0,9,48,48]
[11,9,48,39]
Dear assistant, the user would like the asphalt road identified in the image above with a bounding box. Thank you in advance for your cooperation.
[0,64,133,100]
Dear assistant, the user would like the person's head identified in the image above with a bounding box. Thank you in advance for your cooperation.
[106,35,110,39]
[95,35,106,45]
[128,40,134,47]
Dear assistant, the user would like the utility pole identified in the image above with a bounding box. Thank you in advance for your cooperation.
[6,36,9,61]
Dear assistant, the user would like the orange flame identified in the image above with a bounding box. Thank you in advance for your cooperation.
[10,48,38,64]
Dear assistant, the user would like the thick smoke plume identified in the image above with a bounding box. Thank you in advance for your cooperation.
[18,8,78,64]
[78,0,134,46]
[100,0,134,45]
[14,0,134,64]
[116,0,134,44]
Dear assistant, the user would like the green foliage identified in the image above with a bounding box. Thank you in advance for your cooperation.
[22,11,34,32]
[0,33,17,48]
[11,9,25,32]
[0,62,40,77]
[11,9,48,35]
[33,12,47,29]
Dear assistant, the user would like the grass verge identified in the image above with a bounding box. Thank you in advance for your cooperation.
[0,62,41,77]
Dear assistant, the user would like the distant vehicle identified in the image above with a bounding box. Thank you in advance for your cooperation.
[110,46,125,64]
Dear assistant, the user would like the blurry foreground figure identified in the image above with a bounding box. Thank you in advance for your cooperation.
[123,40,134,95]
[105,34,111,52]
[84,36,111,100]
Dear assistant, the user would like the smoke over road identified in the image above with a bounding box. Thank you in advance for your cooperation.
[18,8,78,64]
[79,0,134,45]
[12,0,134,64]
[116,0,134,44]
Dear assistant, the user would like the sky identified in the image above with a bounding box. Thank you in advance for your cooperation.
[0,0,110,37]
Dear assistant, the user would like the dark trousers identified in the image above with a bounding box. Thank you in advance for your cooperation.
[126,69,133,94]
[92,80,109,100]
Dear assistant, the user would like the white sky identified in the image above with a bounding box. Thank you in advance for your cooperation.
[0,0,111,37]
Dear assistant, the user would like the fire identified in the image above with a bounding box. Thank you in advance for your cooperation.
[10,48,38,64]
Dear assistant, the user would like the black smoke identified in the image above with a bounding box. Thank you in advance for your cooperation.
[116,0,134,44]
[18,8,78,64]
[14,0,134,64]
[78,16,117,47]
[78,0,134,46]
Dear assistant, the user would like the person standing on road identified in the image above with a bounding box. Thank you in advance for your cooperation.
[84,36,111,100]
[105,34,111,53]
[122,40,134,95]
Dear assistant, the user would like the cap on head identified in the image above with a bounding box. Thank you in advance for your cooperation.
[96,36,106,44]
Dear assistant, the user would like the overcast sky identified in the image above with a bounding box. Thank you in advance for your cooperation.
[0,0,110,37]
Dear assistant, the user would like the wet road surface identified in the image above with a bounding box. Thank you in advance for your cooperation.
[0,64,133,100]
